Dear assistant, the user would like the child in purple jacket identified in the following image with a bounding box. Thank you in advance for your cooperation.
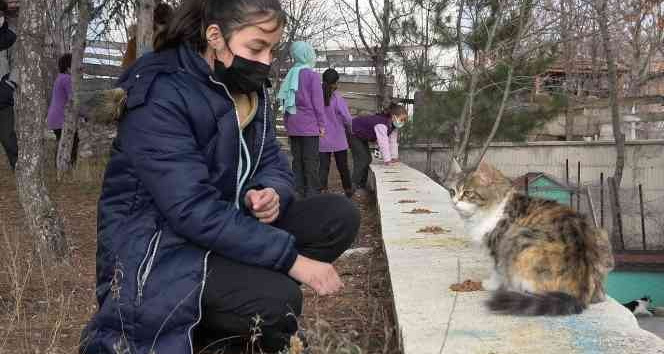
[349,103,407,192]
[46,53,78,164]
[319,68,353,197]
[278,41,325,197]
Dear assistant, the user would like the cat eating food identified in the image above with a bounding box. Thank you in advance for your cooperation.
[443,160,614,316]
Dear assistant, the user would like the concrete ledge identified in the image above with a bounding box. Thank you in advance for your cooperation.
[401,139,664,149]
[369,163,664,354]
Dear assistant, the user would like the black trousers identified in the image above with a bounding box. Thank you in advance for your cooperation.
[53,128,79,165]
[319,150,352,194]
[289,136,320,197]
[349,135,372,189]
[0,106,17,170]
[194,194,360,352]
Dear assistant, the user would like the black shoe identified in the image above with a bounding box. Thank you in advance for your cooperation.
[344,188,354,198]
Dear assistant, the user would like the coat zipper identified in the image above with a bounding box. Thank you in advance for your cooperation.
[207,77,267,208]
[208,76,248,209]
[188,251,211,354]
[135,229,162,306]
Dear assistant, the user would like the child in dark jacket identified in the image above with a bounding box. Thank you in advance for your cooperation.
[82,1,359,353]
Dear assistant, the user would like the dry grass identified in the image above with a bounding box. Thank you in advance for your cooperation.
[0,147,400,354]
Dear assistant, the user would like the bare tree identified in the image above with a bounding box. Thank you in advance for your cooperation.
[452,0,504,165]
[596,0,625,186]
[469,1,532,170]
[15,0,68,262]
[136,0,154,56]
[44,0,76,106]
[560,0,575,140]
[336,0,410,110]
[392,0,452,95]
[271,0,343,119]
[621,0,664,97]
[57,0,92,176]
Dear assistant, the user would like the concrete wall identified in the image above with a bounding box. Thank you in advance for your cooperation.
[531,96,664,139]
[370,163,664,354]
[401,140,664,189]
[401,140,664,249]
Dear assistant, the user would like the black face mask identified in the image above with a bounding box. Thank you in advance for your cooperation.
[213,54,271,94]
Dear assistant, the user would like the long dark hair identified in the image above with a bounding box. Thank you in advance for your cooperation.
[322,68,339,107]
[58,53,72,74]
[154,0,287,53]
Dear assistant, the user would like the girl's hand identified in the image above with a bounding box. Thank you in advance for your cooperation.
[244,188,280,224]
[288,255,343,295]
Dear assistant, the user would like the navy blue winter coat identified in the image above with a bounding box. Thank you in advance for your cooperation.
[81,45,297,354]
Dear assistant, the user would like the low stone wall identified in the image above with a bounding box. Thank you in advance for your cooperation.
[369,162,664,353]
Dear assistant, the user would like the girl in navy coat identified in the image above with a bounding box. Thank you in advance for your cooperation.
[81,0,359,353]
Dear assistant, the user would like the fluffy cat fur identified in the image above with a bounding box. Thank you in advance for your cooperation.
[443,160,614,316]
[623,296,654,317]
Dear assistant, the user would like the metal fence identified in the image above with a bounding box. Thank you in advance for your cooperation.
[519,170,664,252]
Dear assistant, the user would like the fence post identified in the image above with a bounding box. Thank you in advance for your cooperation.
[566,159,573,208]
[525,175,529,201]
[600,172,604,228]
[639,184,647,251]
[577,161,581,211]
[608,177,625,251]
[585,186,599,227]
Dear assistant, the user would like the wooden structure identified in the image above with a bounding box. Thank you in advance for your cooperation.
[512,172,573,205]
[534,58,629,98]
[614,252,664,272]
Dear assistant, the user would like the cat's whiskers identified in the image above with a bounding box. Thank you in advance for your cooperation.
[464,194,510,244]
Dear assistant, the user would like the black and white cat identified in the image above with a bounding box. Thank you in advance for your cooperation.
[622,296,654,316]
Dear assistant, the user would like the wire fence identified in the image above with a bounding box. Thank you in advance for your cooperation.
[519,178,664,251]
[408,154,664,252]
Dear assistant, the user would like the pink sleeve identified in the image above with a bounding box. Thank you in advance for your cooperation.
[374,124,392,162]
[335,94,353,128]
[389,129,399,160]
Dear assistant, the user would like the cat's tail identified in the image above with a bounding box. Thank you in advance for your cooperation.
[487,290,586,316]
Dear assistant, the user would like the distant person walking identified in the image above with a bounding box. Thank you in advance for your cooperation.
[319,68,353,197]
[0,1,18,170]
[278,41,326,197]
[350,103,408,193]
[47,53,78,164]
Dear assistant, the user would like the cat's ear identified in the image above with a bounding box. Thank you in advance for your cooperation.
[475,161,501,185]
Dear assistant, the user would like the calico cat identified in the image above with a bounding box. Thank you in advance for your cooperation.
[443,160,614,316]
[623,296,654,316]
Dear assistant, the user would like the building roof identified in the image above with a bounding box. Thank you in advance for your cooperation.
[512,172,571,189]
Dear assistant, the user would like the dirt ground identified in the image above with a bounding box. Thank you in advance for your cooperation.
[0,147,399,354]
